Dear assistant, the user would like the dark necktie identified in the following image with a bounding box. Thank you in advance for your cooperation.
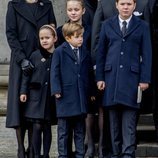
[122,21,127,36]
[73,48,79,63]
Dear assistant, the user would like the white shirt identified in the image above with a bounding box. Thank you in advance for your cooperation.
[118,15,132,30]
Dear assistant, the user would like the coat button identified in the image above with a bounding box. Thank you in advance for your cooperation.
[120,65,123,68]
[45,82,48,85]
[120,52,124,55]
[75,62,77,65]
[78,74,80,77]
[47,68,50,71]
[122,39,125,42]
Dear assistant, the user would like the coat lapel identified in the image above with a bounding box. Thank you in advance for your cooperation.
[80,47,88,63]
[13,1,37,26]
[12,0,51,26]
[110,15,122,37]
[110,15,141,38]
[35,1,51,21]
[125,15,141,37]
[63,42,77,61]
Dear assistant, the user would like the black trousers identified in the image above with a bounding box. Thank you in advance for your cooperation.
[109,105,138,158]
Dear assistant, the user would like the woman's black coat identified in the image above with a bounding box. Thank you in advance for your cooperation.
[6,0,56,128]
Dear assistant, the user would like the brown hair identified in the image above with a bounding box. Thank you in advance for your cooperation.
[66,0,85,9]
[116,0,136,2]
[62,22,84,38]
[39,24,57,37]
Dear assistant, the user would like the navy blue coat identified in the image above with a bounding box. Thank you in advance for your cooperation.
[96,15,152,109]
[91,0,150,65]
[50,42,93,117]
[6,0,56,127]
[20,49,56,124]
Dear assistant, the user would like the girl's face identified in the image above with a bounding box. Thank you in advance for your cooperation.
[67,1,85,23]
[39,29,57,53]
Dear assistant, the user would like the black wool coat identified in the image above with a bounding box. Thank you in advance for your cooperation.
[20,49,56,124]
[6,0,56,128]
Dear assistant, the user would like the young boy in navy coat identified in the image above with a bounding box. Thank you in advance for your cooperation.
[50,22,94,158]
[96,0,152,157]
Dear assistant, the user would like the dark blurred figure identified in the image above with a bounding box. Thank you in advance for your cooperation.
[146,0,158,141]
[83,1,100,158]
[83,0,98,25]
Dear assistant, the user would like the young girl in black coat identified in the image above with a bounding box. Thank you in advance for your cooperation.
[20,24,57,158]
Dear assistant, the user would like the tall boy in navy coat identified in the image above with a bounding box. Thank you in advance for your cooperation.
[96,0,152,157]
[50,22,94,158]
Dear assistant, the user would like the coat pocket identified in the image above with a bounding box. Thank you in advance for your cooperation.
[104,64,112,71]
[130,65,139,73]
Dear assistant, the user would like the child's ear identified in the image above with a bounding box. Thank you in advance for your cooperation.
[54,36,58,43]
[82,8,86,15]
[65,36,70,42]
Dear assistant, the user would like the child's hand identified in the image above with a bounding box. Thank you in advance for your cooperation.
[97,81,105,90]
[55,93,61,99]
[91,96,96,101]
[20,94,27,102]
[139,83,149,91]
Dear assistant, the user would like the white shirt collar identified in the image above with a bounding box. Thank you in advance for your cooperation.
[118,15,132,28]
[69,44,78,50]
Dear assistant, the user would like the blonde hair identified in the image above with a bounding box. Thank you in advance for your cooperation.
[62,22,84,38]
[39,24,57,38]
[66,0,85,9]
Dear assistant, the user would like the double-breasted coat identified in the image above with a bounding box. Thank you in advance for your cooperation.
[50,42,93,117]
[96,15,152,109]
[6,0,56,127]
[20,49,56,123]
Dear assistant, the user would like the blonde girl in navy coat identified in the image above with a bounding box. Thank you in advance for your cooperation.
[20,25,57,158]
[51,22,95,158]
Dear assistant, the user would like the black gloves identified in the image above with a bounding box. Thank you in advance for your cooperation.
[21,59,34,76]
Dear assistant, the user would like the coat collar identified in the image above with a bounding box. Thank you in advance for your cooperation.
[12,0,51,26]
[110,15,141,37]
[62,42,88,63]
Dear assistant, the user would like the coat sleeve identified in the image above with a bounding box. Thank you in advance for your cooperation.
[140,22,152,83]
[96,21,108,82]
[50,50,62,96]
[6,2,26,64]
[91,0,104,65]
[20,74,30,95]
[20,54,35,94]
[48,2,57,27]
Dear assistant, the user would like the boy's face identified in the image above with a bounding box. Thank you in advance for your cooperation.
[66,32,83,48]
[116,0,136,20]
[67,1,85,23]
